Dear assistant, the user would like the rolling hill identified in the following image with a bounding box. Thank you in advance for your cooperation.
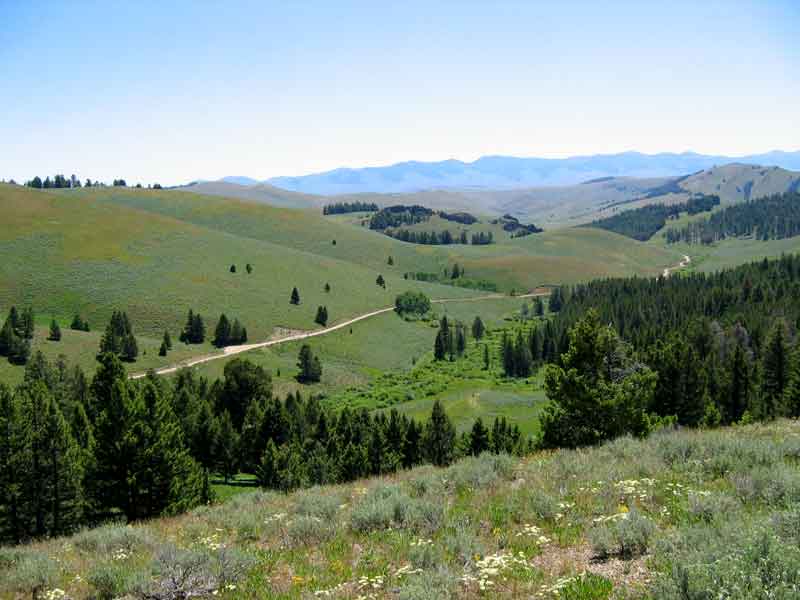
[0,183,678,383]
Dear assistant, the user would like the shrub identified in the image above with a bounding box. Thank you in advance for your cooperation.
[447,453,515,491]
[729,464,800,506]
[88,561,136,600]
[443,519,485,566]
[558,573,613,600]
[1,553,59,599]
[687,492,739,523]
[74,523,156,555]
[294,488,343,521]
[589,508,655,559]
[287,515,335,546]
[398,566,457,600]
[350,485,443,534]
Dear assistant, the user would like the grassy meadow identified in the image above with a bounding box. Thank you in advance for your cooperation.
[4,419,800,599]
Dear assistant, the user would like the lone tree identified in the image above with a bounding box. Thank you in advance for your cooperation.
[230,264,236,273]
[246,263,253,274]
[472,316,485,340]
[290,287,301,305]
[297,344,322,383]
[376,274,386,288]
[324,283,331,293]
[48,319,61,341]
[387,256,394,266]
[315,306,328,326]
[70,314,90,331]
[162,330,172,351]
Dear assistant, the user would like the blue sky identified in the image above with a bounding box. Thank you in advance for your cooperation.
[1,0,798,185]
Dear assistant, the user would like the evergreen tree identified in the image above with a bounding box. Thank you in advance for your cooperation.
[256,439,279,488]
[20,307,34,339]
[472,316,485,340]
[726,343,752,423]
[213,314,231,347]
[387,256,394,265]
[297,344,322,383]
[548,288,563,312]
[784,346,800,417]
[315,306,328,326]
[760,320,790,419]
[163,330,172,351]
[434,327,447,361]
[216,411,239,483]
[469,418,490,456]
[455,322,466,356]
[534,297,545,317]
[246,263,252,274]
[48,319,62,341]
[230,264,236,273]
[324,283,331,293]
[158,340,168,356]
[423,400,456,466]
[540,310,656,448]
[376,274,386,288]
[290,287,301,305]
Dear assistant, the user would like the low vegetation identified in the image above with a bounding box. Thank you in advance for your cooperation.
[3,419,800,598]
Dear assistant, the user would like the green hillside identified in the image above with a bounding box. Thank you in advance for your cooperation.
[3,419,798,599]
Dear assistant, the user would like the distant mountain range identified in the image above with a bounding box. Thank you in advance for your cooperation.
[207,150,800,195]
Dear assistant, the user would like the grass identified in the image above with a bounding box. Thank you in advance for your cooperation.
[4,419,800,598]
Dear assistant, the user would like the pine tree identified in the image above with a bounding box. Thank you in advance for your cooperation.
[455,322,466,356]
[472,316,485,340]
[423,400,456,467]
[0,383,28,543]
[0,318,14,356]
[158,340,168,356]
[216,411,239,483]
[726,343,751,424]
[315,306,328,326]
[256,439,279,488]
[324,283,331,293]
[246,263,253,274]
[434,327,446,361]
[191,313,205,343]
[48,319,61,341]
[785,346,800,417]
[230,264,236,273]
[535,297,545,317]
[290,287,301,305]
[297,344,322,383]
[230,319,244,345]
[163,330,172,351]
[760,320,790,419]
[376,274,386,288]
[214,314,231,347]
[387,256,394,266]
[469,417,490,456]
[121,333,138,362]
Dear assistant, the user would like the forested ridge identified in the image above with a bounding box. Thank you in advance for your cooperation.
[586,194,719,241]
[665,190,800,244]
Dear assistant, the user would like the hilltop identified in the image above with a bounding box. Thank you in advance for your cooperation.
[1,420,798,599]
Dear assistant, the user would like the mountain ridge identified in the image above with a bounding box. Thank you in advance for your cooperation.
[205,150,800,195]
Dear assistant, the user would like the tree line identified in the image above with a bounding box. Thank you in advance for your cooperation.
[322,201,379,215]
[664,191,800,244]
[0,349,522,544]
[368,205,434,230]
[386,228,494,245]
[586,194,720,241]
[23,175,162,189]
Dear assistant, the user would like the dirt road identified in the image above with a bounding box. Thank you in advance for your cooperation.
[662,254,691,278]
[130,291,548,379]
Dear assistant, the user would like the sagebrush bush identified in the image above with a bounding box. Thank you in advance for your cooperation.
[73,522,156,554]
[447,453,514,490]
[350,485,444,534]
[687,492,739,523]
[730,464,800,506]
[293,488,343,521]
[398,566,457,600]
[443,519,485,566]
[88,560,138,600]
[589,508,655,559]
[287,515,335,545]
[0,552,59,598]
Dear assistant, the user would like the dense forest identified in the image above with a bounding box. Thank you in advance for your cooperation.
[322,201,379,215]
[386,228,494,245]
[586,194,720,241]
[514,254,800,447]
[0,349,524,544]
[664,191,800,244]
[368,205,434,230]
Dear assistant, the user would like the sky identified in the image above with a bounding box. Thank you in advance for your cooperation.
[1,0,798,185]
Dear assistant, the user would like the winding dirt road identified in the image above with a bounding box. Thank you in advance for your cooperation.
[662,254,691,278]
[130,292,548,379]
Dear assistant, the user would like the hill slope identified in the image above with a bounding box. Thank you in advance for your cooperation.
[2,420,797,599]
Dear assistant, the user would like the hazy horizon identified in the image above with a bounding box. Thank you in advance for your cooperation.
[2,0,798,185]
